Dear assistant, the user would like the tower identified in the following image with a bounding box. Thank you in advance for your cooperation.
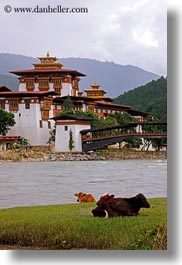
[84,83,106,98]
[10,52,85,97]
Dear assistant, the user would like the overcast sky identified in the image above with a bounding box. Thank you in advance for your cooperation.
[0,0,166,75]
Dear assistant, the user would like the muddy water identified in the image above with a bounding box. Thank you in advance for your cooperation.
[0,160,167,209]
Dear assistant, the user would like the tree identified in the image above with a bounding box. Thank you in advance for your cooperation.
[123,138,142,149]
[109,112,136,125]
[152,138,167,151]
[68,129,75,151]
[114,76,167,122]
[0,109,16,135]
[63,95,74,111]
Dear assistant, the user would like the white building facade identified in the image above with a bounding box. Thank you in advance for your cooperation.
[54,115,91,152]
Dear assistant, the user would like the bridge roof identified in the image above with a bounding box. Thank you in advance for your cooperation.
[80,121,167,134]
[127,109,152,117]
[128,121,167,125]
[80,123,134,133]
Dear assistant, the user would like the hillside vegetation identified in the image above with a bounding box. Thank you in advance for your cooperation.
[114,77,167,121]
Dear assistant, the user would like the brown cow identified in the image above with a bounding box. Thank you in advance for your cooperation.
[92,206,109,218]
[93,193,150,217]
[74,192,96,203]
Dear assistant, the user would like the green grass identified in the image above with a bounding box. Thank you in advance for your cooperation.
[0,198,167,250]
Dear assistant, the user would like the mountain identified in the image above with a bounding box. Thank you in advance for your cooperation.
[0,53,38,75]
[114,76,167,121]
[60,58,160,98]
[0,53,160,97]
[0,74,19,90]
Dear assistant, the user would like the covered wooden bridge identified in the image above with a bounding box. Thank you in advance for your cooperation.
[80,121,167,152]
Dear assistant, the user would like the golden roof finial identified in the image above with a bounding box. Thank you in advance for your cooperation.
[91,83,100,89]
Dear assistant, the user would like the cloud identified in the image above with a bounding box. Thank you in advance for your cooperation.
[122,0,149,12]
[132,29,159,47]
[0,0,166,75]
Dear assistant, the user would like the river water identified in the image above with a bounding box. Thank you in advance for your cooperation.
[0,160,167,209]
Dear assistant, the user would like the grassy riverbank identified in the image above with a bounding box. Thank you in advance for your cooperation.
[0,198,167,250]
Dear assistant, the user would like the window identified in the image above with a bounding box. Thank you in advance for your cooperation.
[64,126,68,131]
[25,99,30,109]
[55,88,61,94]
[9,99,19,112]
[44,99,51,107]
[55,105,61,110]
[26,80,35,91]
[40,120,43,128]
[88,105,94,113]
[0,100,5,109]
[38,79,49,91]
[53,79,62,94]
[48,121,51,129]
[53,79,62,87]
[42,110,49,120]
[72,79,78,89]
[41,98,52,114]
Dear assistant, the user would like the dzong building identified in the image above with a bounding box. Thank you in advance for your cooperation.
[0,52,149,148]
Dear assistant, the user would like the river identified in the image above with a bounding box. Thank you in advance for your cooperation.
[0,160,167,209]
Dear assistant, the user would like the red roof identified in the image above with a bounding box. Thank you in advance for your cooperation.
[0,91,58,98]
[53,96,133,110]
[0,136,21,141]
[54,95,113,103]
[10,69,86,77]
[95,100,132,109]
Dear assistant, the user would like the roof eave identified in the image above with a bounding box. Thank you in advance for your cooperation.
[10,69,86,77]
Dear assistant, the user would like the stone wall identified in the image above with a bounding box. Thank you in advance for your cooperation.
[96,150,167,160]
[0,148,167,162]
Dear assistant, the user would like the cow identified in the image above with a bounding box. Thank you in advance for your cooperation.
[74,192,96,203]
[92,193,115,217]
[92,193,150,217]
[92,207,109,218]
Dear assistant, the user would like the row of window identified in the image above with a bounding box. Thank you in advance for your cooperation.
[26,78,78,88]
[26,79,62,85]
[0,100,121,116]
[95,108,118,114]
[26,79,62,91]
[0,99,31,111]
[39,120,51,129]
[53,104,121,115]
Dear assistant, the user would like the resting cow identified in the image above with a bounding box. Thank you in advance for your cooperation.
[74,192,96,203]
[92,193,150,217]
[92,207,108,218]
